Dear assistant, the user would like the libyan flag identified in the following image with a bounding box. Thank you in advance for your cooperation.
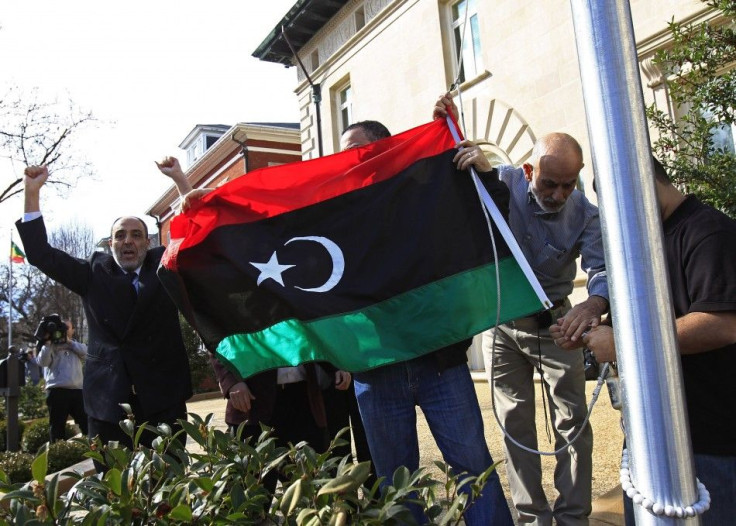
[159,118,548,379]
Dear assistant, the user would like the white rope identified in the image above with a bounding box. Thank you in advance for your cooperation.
[620,448,710,518]
[491,356,608,456]
[452,0,470,134]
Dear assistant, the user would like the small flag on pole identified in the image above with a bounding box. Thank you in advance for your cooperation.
[10,241,25,264]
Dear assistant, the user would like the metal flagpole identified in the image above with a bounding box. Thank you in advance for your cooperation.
[569,1,701,524]
[7,234,12,348]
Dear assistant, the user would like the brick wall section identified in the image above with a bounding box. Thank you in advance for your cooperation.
[156,136,301,245]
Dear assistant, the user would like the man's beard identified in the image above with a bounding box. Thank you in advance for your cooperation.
[531,185,566,214]
[112,250,144,272]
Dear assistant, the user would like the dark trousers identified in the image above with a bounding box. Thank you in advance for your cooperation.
[228,381,328,517]
[46,387,88,442]
[271,382,328,452]
[227,382,327,452]
[228,382,329,453]
[88,399,187,472]
[322,384,376,487]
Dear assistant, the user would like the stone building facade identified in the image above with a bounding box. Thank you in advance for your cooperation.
[252,0,720,368]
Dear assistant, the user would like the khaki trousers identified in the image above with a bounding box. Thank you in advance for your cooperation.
[482,315,593,526]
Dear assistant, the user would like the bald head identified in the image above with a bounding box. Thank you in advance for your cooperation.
[523,133,585,213]
[531,133,584,168]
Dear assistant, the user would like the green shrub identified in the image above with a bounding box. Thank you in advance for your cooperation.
[0,440,86,487]
[47,440,87,474]
[18,383,48,420]
[0,412,496,524]
[0,419,26,451]
[21,418,49,454]
[0,451,33,483]
[22,418,82,455]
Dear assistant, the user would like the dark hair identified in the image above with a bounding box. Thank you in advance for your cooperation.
[343,120,391,142]
[111,216,149,238]
[651,156,671,184]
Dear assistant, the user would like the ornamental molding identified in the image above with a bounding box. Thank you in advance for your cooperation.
[456,94,537,167]
[637,6,723,58]
[296,0,414,87]
[637,6,725,89]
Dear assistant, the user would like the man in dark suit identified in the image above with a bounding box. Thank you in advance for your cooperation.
[17,165,192,454]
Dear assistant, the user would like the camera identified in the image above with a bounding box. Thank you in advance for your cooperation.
[34,314,68,345]
[16,349,33,363]
[583,347,599,381]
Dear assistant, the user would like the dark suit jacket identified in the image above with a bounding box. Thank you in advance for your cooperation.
[17,217,192,423]
[210,355,326,430]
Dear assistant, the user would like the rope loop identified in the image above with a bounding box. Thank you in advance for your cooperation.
[620,448,710,518]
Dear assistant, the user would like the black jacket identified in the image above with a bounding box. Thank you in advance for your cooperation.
[17,217,192,423]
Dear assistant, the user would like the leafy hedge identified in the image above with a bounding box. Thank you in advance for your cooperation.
[0,440,87,485]
[0,420,26,452]
[21,418,78,455]
[0,412,497,524]
[19,383,48,420]
[0,451,33,484]
[46,441,86,475]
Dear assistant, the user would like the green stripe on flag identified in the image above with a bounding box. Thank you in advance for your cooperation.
[10,241,25,263]
[216,258,542,378]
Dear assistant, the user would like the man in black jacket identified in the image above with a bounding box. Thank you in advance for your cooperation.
[17,165,192,455]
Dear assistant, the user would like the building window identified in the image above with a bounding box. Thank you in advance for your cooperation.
[450,0,483,84]
[697,107,736,157]
[205,134,219,149]
[337,83,353,135]
[187,138,204,165]
[355,6,366,31]
[311,49,320,71]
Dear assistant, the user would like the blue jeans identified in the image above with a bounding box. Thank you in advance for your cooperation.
[354,355,513,526]
[623,453,736,525]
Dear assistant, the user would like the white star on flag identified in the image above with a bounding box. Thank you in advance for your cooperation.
[249,252,295,286]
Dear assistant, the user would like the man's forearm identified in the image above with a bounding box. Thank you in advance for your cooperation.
[24,188,41,213]
[170,170,193,197]
[677,311,736,354]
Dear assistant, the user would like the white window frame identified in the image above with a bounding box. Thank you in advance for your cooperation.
[336,82,353,136]
[449,0,483,84]
[702,107,736,154]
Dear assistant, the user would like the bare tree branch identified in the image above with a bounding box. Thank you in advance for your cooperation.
[0,87,97,208]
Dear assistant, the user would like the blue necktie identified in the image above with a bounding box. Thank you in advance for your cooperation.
[127,272,138,301]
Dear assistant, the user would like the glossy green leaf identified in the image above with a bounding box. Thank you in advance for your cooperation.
[168,504,193,521]
[280,478,303,515]
[31,445,48,483]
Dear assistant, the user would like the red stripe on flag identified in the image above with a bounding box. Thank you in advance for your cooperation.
[167,119,460,261]
[10,241,25,264]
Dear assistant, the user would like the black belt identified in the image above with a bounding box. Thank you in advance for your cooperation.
[549,298,565,310]
[518,298,566,327]
[278,380,306,390]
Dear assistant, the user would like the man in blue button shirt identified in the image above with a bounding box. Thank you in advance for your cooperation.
[435,94,608,526]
